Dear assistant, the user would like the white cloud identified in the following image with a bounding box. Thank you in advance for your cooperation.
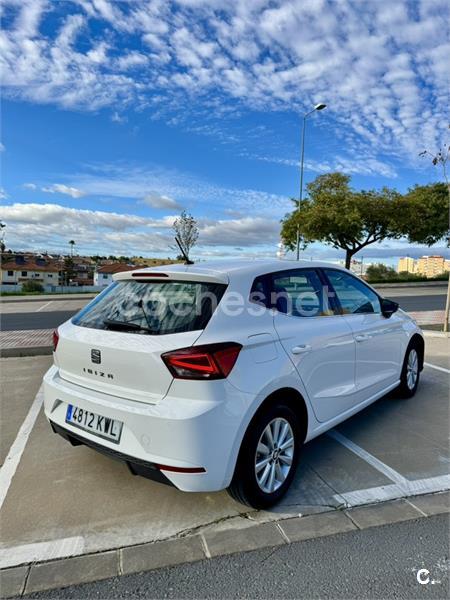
[1,0,448,166]
[142,192,183,210]
[0,142,5,152]
[41,183,85,198]
[0,201,282,256]
[23,182,37,190]
[0,187,7,200]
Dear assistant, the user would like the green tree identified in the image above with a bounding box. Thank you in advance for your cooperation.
[22,280,44,293]
[173,210,199,262]
[395,183,449,246]
[366,263,398,282]
[281,173,402,269]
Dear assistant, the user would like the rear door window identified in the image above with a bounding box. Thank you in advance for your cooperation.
[72,280,227,335]
[271,269,335,317]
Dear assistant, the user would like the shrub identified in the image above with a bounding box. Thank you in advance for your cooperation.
[22,280,44,293]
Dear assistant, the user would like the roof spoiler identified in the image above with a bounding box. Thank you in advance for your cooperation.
[113,269,228,284]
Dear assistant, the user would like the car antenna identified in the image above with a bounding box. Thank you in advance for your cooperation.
[175,236,194,265]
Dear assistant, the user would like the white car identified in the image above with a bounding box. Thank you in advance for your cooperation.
[44,260,424,508]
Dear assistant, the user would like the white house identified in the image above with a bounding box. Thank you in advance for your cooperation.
[94,263,136,287]
[1,256,60,287]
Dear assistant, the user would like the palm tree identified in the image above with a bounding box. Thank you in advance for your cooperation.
[69,240,75,257]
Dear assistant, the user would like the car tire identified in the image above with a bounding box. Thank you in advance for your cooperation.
[227,402,302,509]
[397,343,421,399]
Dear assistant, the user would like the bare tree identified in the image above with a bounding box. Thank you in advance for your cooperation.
[173,211,199,263]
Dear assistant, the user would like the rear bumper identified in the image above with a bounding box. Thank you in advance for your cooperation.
[50,421,174,487]
[43,365,254,492]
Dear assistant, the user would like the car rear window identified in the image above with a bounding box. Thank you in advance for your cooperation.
[72,280,227,335]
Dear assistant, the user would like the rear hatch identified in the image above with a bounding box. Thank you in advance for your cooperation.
[55,273,227,404]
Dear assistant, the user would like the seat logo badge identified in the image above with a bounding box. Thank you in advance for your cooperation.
[91,349,101,364]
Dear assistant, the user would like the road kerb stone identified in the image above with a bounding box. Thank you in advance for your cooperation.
[406,491,450,516]
[24,550,118,595]
[121,535,206,576]
[345,499,423,529]
[0,565,29,598]
[202,522,286,558]
[279,509,356,543]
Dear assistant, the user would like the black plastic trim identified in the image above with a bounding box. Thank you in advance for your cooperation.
[50,421,174,487]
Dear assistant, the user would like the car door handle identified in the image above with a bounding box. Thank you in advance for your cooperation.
[291,344,312,354]
[355,334,371,342]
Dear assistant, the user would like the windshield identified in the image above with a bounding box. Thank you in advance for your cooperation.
[72,280,227,335]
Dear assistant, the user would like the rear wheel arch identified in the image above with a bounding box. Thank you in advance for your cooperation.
[409,333,425,371]
[242,387,309,450]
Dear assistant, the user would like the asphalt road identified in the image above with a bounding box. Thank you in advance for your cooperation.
[25,514,450,599]
[0,292,446,331]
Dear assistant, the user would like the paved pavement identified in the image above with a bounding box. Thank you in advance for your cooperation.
[22,513,450,600]
[0,336,448,595]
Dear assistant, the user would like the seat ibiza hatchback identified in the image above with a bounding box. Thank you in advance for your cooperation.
[44,260,424,508]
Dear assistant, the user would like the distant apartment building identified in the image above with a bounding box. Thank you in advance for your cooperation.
[94,263,136,287]
[398,257,416,273]
[397,255,449,278]
[1,255,60,286]
[416,255,448,278]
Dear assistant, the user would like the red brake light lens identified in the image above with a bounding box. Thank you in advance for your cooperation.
[52,329,59,352]
[162,342,242,380]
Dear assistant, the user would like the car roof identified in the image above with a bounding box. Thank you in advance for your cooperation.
[117,259,347,283]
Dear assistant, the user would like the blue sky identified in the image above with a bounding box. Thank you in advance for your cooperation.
[1,0,449,264]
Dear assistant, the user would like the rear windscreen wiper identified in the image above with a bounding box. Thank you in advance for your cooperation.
[103,318,154,333]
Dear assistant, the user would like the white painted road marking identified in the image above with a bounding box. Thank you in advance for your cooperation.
[36,300,53,312]
[334,475,450,508]
[0,537,85,569]
[0,386,43,511]
[424,362,450,375]
[328,430,408,485]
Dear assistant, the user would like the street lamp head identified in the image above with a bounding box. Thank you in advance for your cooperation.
[314,103,327,111]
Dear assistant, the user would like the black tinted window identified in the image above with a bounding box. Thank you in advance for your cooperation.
[72,280,227,335]
[249,276,269,307]
[272,269,334,317]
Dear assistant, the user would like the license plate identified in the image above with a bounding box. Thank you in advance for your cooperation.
[65,404,123,444]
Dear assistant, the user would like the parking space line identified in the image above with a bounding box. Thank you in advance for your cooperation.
[334,474,450,508]
[0,386,43,511]
[328,430,408,485]
[0,537,85,570]
[424,362,450,375]
[36,301,53,312]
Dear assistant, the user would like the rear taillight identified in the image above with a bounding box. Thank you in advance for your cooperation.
[162,342,242,380]
[52,329,59,352]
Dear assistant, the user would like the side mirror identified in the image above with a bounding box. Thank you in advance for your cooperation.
[381,298,399,318]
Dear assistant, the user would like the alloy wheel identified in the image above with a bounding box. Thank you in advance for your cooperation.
[255,417,294,494]
[406,348,419,390]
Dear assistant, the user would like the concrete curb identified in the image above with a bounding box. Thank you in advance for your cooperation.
[0,346,53,358]
[1,294,96,303]
[373,281,448,289]
[1,491,448,598]
[422,330,450,338]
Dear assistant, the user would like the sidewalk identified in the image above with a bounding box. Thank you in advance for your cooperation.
[0,329,53,357]
[408,310,446,326]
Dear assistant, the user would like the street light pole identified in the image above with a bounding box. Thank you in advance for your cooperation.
[295,103,327,260]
